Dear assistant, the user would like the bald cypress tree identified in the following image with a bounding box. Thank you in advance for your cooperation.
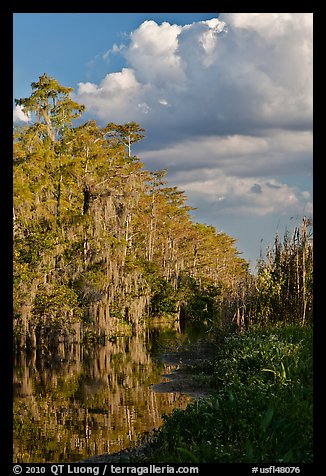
[15,74,85,222]
[14,73,254,347]
[15,73,85,142]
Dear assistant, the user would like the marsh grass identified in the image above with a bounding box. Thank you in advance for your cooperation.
[138,324,312,463]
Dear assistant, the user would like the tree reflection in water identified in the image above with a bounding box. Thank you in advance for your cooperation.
[13,323,192,463]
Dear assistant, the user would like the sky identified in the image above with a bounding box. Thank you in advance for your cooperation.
[13,12,313,272]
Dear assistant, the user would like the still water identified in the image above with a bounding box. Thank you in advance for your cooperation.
[13,321,194,463]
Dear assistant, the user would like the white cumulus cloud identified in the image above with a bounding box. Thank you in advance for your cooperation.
[76,13,312,139]
[74,13,312,224]
[13,104,30,123]
[173,171,312,217]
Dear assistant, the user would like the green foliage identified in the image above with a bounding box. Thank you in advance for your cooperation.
[216,220,314,332]
[13,73,314,466]
[32,284,82,328]
[103,121,145,157]
[13,73,257,347]
[15,231,56,267]
[255,219,313,325]
[15,73,85,142]
[140,324,312,463]
[177,275,221,323]
[150,277,178,316]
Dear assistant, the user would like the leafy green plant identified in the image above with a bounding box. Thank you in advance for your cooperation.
[140,324,313,463]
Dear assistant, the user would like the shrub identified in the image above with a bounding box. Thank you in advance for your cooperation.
[141,324,313,463]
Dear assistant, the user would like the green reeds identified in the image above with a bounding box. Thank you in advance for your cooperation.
[263,217,313,325]
[231,217,313,329]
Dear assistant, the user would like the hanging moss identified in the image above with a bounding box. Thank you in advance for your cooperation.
[13,74,258,348]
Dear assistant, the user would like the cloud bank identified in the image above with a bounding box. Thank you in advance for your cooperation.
[75,13,312,221]
[77,13,312,135]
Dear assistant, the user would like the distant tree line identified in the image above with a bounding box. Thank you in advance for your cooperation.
[13,74,312,349]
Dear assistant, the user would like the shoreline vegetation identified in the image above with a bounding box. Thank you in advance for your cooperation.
[14,74,313,464]
[80,323,312,464]
[140,323,313,463]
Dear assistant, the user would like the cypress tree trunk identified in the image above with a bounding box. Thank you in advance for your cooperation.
[83,188,91,215]
[56,174,62,223]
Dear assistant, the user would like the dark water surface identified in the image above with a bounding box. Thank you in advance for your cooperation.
[13,321,195,463]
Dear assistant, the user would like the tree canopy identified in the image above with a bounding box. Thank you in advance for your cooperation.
[13,74,257,348]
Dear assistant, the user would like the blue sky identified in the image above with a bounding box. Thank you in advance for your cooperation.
[13,13,313,271]
[13,13,218,98]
